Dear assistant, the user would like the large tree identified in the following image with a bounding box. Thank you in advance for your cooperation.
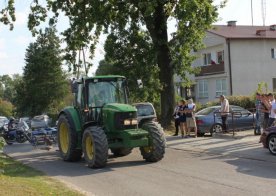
[96,30,161,109]
[1,1,223,127]
[14,27,68,116]
[0,74,21,104]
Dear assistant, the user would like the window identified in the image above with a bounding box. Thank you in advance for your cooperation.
[271,48,276,59]
[273,78,276,92]
[203,53,212,65]
[198,80,208,98]
[217,51,224,64]
[216,79,227,97]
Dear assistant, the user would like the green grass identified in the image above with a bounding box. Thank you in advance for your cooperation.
[0,153,84,196]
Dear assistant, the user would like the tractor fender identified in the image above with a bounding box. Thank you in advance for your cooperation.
[58,106,82,133]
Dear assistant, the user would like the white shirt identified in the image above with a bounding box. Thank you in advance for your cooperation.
[270,100,276,118]
[221,99,229,116]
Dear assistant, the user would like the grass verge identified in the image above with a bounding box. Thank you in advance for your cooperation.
[0,153,84,196]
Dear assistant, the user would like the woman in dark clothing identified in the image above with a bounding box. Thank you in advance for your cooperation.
[178,100,188,138]
[173,103,180,136]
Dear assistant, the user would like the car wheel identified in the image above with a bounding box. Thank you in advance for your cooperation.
[268,134,276,156]
[210,124,223,136]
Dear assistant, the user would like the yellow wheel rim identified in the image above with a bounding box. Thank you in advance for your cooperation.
[85,135,94,160]
[143,146,153,153]
[59,122,69,154]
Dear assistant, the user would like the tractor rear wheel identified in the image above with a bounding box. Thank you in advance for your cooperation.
[111,148,132,157]
[57,114,82,162]
[140,121,166,162]
[82,126,108,168]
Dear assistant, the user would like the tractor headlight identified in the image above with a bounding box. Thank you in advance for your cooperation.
[124,119,138,126]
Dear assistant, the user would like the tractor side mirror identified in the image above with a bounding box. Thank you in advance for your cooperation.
[71,80,78,93]
[137,79,143,88]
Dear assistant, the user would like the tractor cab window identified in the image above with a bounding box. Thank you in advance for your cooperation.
[88,80,127,107]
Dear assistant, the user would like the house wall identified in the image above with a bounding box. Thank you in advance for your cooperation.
[193,33,230,104]
[195,74,228,103]
[230,39,276,95]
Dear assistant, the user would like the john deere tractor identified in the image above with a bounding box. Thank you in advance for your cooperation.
[57,75,166,168]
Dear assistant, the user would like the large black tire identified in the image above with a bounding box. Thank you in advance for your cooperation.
[140,121,166,162]
[57,114,82,162]
[82,126,108,168]
[268,134,276,156]
[110,148,132,157]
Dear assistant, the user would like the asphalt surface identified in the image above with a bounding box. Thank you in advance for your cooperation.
[3,130,276,196]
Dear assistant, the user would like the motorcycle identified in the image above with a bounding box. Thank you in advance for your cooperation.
[0,121,32,145]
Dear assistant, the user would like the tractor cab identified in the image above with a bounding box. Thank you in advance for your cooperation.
[74,76,132,127]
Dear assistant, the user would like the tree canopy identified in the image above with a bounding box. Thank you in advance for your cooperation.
[14,27,69,116]
[1,0,224,127]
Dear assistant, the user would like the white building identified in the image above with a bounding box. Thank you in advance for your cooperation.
[191,21,276,103]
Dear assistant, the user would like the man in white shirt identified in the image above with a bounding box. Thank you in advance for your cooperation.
[268,93,276,127]
[220,95,229,131]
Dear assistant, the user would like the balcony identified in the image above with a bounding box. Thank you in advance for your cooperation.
[195,63,225,77]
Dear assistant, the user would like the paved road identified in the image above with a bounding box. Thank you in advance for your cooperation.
[3,131,276,196]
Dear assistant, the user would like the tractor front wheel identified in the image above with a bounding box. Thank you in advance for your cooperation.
[140,121,166,162]
[82,126,108,168]
[57,114,82,162]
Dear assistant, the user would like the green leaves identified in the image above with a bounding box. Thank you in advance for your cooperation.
[14,26,69,116]
[0,0,15,30]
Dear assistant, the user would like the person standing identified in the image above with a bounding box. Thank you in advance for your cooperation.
[255,93,262,135]
[173,103,180,136]
[178,100,188,138]
[220,95,229,132]
[261,94,270,130]
[268,93,276,127]
[186,99,198,138]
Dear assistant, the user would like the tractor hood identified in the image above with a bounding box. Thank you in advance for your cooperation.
[103,103,137,113]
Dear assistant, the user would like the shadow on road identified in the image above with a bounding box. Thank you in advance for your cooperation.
[166,134,276,180]
[4,143,150,178]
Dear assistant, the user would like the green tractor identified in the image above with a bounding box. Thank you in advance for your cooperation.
[57,75,166,168]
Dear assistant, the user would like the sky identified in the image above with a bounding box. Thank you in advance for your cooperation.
[0,0,276,76]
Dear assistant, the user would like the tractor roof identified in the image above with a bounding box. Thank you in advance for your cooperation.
[78,75,125,82]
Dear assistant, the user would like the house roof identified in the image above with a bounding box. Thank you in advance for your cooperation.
[208,25,276,39]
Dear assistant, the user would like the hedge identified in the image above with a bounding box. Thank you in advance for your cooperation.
[195,95,255,112]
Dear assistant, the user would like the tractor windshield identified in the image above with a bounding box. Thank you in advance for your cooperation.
[88,79,127,107]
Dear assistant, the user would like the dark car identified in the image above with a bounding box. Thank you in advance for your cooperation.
[196,105,254,136]
[260,126,276,155]
[133,102,157,125]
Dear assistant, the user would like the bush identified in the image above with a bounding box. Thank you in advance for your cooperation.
[0,99,13,117]
[195,95,255,111]
[0,137,5,151]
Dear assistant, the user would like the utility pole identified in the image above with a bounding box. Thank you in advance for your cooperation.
[251,0,254,26]
[261,0,266,26]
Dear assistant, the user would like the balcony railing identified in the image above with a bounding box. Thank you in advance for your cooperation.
[195,63,225,77]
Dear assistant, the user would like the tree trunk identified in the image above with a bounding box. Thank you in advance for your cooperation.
[142,3,175,128]
[157,45,175,128]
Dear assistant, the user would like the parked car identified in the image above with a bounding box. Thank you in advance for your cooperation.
[133,102,157,126]
[19,117,31,127]
[0,116,8,125]
[31,115,52,129]
[260,126,276,155]
[195,105,254,136]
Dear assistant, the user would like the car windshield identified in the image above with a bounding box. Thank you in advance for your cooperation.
[135,104,155,117]
[196,107,218,115]
[88,80,127,107]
